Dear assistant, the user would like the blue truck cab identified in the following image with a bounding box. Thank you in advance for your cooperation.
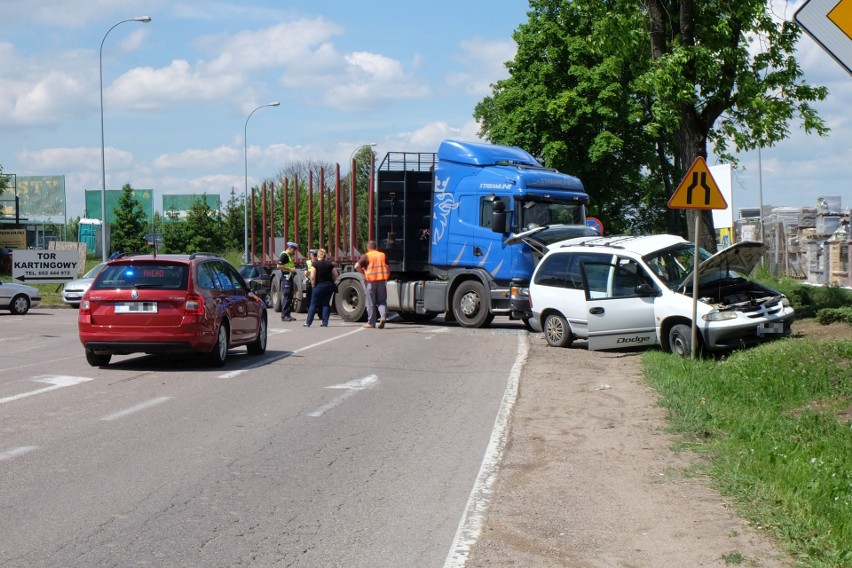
[359,139,595,328]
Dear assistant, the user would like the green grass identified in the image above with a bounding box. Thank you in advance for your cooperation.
[643,339,852,567]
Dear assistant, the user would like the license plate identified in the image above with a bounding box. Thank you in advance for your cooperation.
[757,322,783,336]
[115,301,158,314]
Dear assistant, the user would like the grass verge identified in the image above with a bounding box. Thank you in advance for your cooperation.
[643,338,852,567]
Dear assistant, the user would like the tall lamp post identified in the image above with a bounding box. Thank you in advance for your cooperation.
[244,102,280,264]
[349,143,377,254]
[100,16,151,263]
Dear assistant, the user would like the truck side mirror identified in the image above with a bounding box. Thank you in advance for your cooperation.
[490,199,507,234]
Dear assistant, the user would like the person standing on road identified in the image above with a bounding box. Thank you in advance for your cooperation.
[354,240,389,329]
[304,248,338,328]
[304,249,317,312]
[277,241,298,322]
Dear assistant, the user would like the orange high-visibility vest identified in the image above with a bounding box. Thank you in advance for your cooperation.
[364,250,389,282]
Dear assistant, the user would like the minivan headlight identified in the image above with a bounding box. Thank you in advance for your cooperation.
[702,310,738,322]
[781,297,791,307]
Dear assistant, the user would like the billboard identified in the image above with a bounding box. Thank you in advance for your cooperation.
[2,176,66,223]
[85,189,155,224]
[162,194,221,222]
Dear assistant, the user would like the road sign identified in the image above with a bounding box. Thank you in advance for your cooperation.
[586,217,604,235]
[795,0,852,75]
[668,157,728,210]
[12,249,78,284]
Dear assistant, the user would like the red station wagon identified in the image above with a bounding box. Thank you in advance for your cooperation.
[78,252,268,367]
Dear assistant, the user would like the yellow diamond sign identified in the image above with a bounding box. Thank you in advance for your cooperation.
[668,157,728,210]
[796,0,852,75]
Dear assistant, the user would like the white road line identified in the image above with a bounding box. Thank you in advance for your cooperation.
[218,327,364,379]
[0,375,93,405]
[443,332,528,568]
[307,374,378,417]
[100,397,171,421]
[0,446,38,462]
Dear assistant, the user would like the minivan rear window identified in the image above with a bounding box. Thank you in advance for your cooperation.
[92,263,188,290]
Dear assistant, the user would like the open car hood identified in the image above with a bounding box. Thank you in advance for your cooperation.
[683,240,767,286]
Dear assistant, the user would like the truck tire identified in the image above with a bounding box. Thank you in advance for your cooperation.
[334,278,366,322]
[270,276,281,312]
[293,278,307,314]
[451,280,494,328]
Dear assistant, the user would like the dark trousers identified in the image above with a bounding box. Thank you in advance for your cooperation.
[306,281,334,326]
[280,276,293,318]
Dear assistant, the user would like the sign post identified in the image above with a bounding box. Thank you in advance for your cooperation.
[12,249,79,284]
[668,157,728,359]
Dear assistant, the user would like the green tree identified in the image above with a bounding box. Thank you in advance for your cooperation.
[0,164,8,198]
[110,183,148,253]
[221,188,245,254]
[475,0,828,249]
[182,194,223,254]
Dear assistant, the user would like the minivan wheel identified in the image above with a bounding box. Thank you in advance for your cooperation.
[85,349,111,367]
[247,316,267,355]
[668,324,693,358]
[209,323,229,366]
[543,313,573,348]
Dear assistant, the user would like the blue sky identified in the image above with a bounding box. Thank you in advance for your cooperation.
[1,0,850,224]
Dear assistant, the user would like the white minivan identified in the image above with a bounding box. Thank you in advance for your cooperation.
[528,235,794,356]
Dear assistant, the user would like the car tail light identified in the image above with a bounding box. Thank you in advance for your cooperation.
[79,298,92,323]
[184,292,205,316]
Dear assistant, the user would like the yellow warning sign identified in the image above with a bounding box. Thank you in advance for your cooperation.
[829,0,852,41]
[668,157,728,210]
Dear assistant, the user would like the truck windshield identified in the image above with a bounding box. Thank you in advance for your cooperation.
[519,201,583,231]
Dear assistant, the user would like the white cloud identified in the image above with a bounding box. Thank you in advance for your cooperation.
[446,37,515,97]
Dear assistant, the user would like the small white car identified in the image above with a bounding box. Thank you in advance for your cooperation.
[529,234,794,356]
[0,280,41,315]
[61,262,106,307]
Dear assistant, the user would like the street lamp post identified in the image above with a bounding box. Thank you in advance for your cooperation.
[244,102,280,264]
[100,16,151,263]
[349,143,377,255]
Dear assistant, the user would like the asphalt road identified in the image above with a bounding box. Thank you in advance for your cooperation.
[0,309,525,567]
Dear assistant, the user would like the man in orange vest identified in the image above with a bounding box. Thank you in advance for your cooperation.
[354,240,390,329]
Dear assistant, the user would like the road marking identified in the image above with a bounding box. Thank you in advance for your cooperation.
[217,327,364,379]
[0,375,93,405]
[443,332,528,568]
[100,397,171,421]
[307,374,378,417]
[0,446,38,462]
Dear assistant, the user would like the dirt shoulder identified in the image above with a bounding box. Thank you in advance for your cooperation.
[464,332,800,568]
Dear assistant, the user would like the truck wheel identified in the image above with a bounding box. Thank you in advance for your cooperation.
[668,324,695,358]
[452,280,494,328]
[270,276,281,312]
[543,313,573,348]
[293,278,307,313]
[334,279,366,322]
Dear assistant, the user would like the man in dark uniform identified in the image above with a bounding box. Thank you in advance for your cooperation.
[277,241,298,321]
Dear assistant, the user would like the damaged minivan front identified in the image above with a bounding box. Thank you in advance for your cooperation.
[528,234,795,356]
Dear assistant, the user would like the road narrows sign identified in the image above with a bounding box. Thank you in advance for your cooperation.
[668,157,728,210]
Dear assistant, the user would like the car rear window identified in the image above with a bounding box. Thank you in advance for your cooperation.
[92,262,189,290]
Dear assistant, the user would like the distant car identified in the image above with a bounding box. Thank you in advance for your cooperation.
[0,280,41,315]
[238,263,273,306]
[78,252,268,367]
[528,235,794,356]
[61,263,106,307]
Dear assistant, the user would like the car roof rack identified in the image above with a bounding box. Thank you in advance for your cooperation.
[188,252,221,260]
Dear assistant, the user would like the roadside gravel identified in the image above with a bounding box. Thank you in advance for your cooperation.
[464,333,793,568]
